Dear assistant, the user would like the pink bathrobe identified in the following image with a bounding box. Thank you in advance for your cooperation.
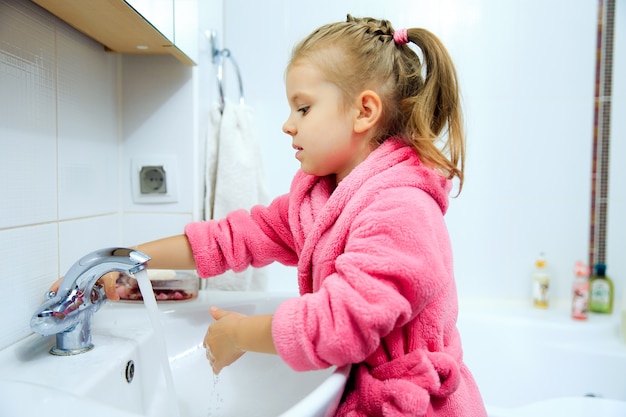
[185,138,487,417]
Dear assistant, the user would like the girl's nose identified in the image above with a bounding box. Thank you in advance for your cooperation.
[282,116,296,136]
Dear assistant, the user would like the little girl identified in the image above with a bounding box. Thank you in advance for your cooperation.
[93,15,486,417]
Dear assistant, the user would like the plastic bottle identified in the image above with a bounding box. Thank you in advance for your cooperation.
[571,261,590,320]
[532,253,550,309]
[588,263,614,314]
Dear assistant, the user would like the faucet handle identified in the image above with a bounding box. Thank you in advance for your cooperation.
[90,281,106,305]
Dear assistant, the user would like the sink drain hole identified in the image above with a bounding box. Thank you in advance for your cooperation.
[125,360,135,383]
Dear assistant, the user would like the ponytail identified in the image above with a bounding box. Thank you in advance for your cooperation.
[401,28,465,193]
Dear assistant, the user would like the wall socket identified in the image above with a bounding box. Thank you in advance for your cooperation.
[131,157,178,204]
[139,165,167,194]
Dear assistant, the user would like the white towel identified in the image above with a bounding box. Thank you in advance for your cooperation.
[203,99,269,291]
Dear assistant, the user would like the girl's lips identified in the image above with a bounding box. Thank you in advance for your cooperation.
[293,145,303,160]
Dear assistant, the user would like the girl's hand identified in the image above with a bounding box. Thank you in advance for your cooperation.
[203,307,246,374]
[48,271,121,301]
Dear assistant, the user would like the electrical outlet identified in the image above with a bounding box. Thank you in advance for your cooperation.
[139,165,167,194]
[131,157,178,204]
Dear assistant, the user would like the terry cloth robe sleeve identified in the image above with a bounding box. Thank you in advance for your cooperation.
[272,138,487,417]
[184,193,299,277]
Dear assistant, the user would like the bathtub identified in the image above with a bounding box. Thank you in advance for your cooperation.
[456,298,626,416]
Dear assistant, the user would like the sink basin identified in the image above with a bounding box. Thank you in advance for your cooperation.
[0,291,349,416]
[0,380,141,417]
[150,292,350,417]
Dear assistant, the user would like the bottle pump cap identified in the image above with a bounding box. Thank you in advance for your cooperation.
[594,263,607,276]
[574,261,589,277]
[535,253,547,268]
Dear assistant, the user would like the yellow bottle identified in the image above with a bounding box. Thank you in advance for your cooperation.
[589,263,614,314]
[532,254,550,309]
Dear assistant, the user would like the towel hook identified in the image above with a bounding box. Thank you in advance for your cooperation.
[206,30,245,112]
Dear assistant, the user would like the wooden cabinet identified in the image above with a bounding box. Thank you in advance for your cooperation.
[31,0,197,66]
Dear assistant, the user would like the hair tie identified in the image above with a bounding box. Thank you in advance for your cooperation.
[393,28,409,45]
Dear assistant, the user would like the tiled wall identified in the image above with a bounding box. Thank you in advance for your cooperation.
[0,0,123,350]
[0,0,218,350]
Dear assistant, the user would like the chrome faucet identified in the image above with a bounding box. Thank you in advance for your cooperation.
[30,247,151,356]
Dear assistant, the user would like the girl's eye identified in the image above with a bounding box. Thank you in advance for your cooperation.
[298,106,310,115]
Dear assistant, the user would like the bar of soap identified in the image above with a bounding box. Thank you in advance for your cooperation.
[146,269,177,281]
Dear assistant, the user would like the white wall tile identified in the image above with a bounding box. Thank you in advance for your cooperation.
[56,20,120,220]
[0,224,58,350]
[0,0,57,229]
[58,215,122,273]
[515,0,597,99]
[122,212,192,246]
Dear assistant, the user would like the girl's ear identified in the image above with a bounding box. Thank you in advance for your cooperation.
[353,90,382,134]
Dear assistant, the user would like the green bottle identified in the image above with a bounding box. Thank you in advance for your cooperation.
[588,263,614,314]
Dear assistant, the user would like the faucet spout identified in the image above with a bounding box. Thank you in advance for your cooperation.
[30,247,151,355]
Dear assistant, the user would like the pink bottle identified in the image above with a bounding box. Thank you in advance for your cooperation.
[571,261,590,320]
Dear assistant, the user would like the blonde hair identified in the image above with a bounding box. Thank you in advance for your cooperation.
[288,15,465,192]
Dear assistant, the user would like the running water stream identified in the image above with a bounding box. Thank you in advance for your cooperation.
[135,269,181,417]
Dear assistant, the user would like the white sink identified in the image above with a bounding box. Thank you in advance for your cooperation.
[0,380,141,417]
[0,291,349,417]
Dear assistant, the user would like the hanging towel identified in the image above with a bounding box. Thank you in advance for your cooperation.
[203,99,269,290]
